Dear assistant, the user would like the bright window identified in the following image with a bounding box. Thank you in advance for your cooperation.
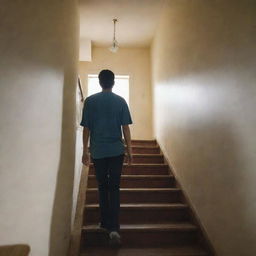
[87,74,130,105]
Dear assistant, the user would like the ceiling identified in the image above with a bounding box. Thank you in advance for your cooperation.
[79,0,166,47]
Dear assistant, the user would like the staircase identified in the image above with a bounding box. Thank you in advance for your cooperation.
[79,140,214,256]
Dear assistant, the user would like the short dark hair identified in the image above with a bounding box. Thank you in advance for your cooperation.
[98,69,115,89]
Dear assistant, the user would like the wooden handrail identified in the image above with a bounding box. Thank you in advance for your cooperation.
[67,165,89,256]
[78,76,85,102]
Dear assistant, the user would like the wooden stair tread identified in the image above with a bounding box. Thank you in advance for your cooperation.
[96,153,162,158]
[131,147,159,150]
[90,163,168,167]
[131,145,159,148]
[92,153,163,157]
[132,139,156,142]
[88,175,172,178]
[83,223,197,231]
[87,188,180,191]
[131,139,157,143]
[85,203,188,208]
[125,164,167,168]
[124,163,166,166]
[90,145,159,149]
[130,153,163,156]
[80,246,208,256]
[126,163,168,166]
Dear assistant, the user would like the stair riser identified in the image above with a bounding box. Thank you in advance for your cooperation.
[89,166,169,175]
[131,141,157,146]
[124,156,164,164]
[87,178,175,188]
[84,208,190,224]
[90,156,164,164]
[80,248,208,256]
[81,230,198,247]
[86,190,181,204]
[131,147,160,154]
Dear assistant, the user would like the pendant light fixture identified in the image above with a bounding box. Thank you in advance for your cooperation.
[109,19,119,53]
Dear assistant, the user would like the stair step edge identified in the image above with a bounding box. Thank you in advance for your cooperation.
[88,175,173,178]
[82,223,198,231]
[131,154,163,156]
[131,139,157,142]
[79,246,208,256]
[86,188,181,191]
[85,203,188,208]
[90,163,168,166]
[131,146,158,148]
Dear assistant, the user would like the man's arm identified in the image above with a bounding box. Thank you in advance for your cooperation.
[122,125,132,165]
[82,127,90,166]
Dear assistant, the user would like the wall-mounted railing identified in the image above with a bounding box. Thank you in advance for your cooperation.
[78,76,85,103]
[67,165,89,256]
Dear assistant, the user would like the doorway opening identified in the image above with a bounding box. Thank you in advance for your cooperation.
[87,74,130,105]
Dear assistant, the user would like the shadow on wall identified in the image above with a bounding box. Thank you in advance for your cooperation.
[163,121,251,254]
[153,0,256,83]
[49,70,76,256]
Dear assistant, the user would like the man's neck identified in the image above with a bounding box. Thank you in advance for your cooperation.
[102,88,112,92]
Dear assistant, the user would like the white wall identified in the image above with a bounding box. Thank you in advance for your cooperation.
[79,47,153,139]
[0,1,79,256]
[151,1,256,255]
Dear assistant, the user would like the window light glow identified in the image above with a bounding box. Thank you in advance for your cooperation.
[87,74,130,105]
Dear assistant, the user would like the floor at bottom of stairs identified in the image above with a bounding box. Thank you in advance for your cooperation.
[80,246,208,256]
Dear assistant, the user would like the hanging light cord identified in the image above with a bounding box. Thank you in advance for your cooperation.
[109,18,118,52]
[113,19,117,42]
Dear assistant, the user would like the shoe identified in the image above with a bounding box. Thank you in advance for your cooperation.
[109,231,121,247]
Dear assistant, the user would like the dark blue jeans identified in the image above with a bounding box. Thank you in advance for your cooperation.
[92,154,124,232]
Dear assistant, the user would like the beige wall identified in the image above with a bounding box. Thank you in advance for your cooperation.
[71,86,84,228]
[0,1,79,256]
[79,47,153,139]
[151,1,256,255]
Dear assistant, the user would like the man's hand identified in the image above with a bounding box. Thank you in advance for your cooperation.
[122,125,132,165]
[127,153,133,165]
[82,151,90,166]
[126,149,133,166]
[82,127,90,166]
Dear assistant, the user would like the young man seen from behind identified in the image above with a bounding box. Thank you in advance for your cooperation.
[80,69,133,246]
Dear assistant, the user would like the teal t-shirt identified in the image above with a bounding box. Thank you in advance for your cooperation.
[80,91,132,159]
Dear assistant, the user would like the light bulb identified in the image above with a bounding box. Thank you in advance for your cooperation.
[109,40,119,53]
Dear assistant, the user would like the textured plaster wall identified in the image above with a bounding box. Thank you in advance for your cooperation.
[151,1,256,255]
[0,1,79,256]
